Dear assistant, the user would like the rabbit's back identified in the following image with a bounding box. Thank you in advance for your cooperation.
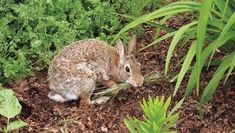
[48,39,111,93]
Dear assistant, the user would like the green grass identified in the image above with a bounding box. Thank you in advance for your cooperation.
[115,0,235,110]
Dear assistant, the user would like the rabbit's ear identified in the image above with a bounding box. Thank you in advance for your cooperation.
[115,39,126,64]
[128,34,137,55]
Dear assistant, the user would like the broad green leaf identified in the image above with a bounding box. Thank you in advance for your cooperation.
[174,41,196,96]
[0,89,21,118]
[6,120,27,132]
[165,21,198,75]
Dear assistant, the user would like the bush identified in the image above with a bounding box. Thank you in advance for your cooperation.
[124,96,182,133]
[0,0,165,83]
[0,0,121,82]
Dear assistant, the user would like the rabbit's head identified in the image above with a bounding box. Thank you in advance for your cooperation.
[115,35,144,87]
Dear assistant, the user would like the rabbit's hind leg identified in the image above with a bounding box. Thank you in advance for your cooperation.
[79,78,96,109]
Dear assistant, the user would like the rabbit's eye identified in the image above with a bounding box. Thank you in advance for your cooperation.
[125,66,130,73]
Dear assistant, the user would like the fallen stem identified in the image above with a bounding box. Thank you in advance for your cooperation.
[92,72,173,100]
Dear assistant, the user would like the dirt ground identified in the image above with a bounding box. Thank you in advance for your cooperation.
[8,39,234,133]
[2,15,235,133]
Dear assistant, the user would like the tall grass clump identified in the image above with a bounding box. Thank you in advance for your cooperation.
[114,0,235,109]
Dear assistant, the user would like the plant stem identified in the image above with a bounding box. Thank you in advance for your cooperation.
[6,118,9,133]
[93,72,173,100]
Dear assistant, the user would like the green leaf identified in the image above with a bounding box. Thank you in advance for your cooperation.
[200,52,235,107]
[124,96,180,133]
[169,98,184,116]
[214,0,233,21]
[174,41,196,96]
[0,89,21,118]
[185,32,235,96]
[139,31,176,52]
[165,21,198,75]
[208,13,235,68]
[195,0,213,94]
[6,120,27,132]
[124,117,137,133]
[224,54,235,83]
[113,1,200,43]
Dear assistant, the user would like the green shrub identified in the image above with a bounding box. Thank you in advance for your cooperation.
[0,0,166,83]
[0,0,121,82]
[124,96,182,133]
[115,0,235,110]
[0,85,27,132]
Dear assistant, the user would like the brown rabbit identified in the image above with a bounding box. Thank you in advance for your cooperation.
[47,35,143,107]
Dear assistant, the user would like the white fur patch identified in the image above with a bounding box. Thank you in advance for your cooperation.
[48,92,66,102]
[64,93,78,100]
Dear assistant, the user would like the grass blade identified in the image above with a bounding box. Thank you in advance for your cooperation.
[224,54,235,83]
[185,32,235,96]
[139,32,176,52]
[173,41,196,96]
[169,98,184,116]
[165,21,198,75]
[112,2,201,44]
[208,13,235,68]
[200,52,235,107]
[195,0,213,95]
[117,13,175,32]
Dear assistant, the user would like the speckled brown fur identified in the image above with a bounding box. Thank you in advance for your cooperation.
[48,36,143,107]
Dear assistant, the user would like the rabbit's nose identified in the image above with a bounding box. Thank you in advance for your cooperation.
[135,76,144,87]
[137,81,143,87]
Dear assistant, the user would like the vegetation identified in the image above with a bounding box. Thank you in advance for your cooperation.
[124,96,183,133]
[0,0,234,132]
[115,0,235,111]
[0,0,123,82]
[0,0,162,131]
[0,0,160,83]
[0,86,27,132]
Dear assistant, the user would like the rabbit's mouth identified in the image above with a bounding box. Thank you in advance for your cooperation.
[126,76,144,87]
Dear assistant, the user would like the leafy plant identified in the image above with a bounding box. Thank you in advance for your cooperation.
[114,0,235,110]
[0,86,27,132]
[0,0,122,82]
[124,96,183,133]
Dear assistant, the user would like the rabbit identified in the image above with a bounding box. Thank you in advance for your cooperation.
[47,35,144,108]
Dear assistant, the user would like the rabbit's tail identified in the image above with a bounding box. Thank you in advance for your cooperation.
[48,91,66,102]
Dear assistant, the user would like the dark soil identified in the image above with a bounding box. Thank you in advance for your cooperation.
[3,15,235,133]
[9,40,234,133]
